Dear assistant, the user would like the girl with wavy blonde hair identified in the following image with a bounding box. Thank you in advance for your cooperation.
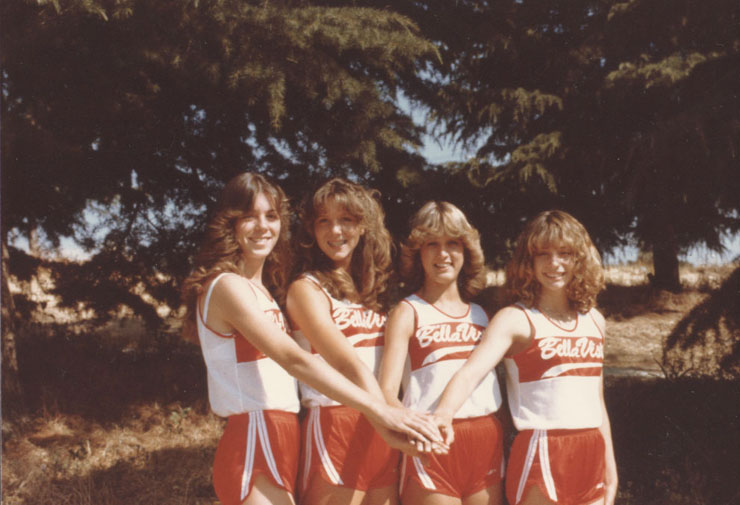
[433,210,618,505]
[379,201,505,505]
[505,210,604,313]
[398,201,488,302]
[181,173,445,505]
[287,178,418,505]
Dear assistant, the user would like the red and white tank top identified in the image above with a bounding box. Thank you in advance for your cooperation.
[503,304,604,430]
[401,294,502,417]
[292,274,387,407]
[197,273,300,417]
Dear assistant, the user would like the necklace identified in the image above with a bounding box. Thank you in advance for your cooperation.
[537,304,578,331]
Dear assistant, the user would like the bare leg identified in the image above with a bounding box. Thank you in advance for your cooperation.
[518,485,604,505]
[582,498,605,505]
[244,474,296,505]
[518,485,555,505]
[300,476,367,505]
[462,482,503,505]
[364,484,400,505]
[400,479,461,505]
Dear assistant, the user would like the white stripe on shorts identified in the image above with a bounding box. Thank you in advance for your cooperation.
[307,407,344,486]
[301,410,313,492]
[240,413,258,501]
[514,430,559,504]
[515,429,540,504]
[399,454,408,495]
[538,430,558,501]
[412,456,436,490]
[255,411,284,486]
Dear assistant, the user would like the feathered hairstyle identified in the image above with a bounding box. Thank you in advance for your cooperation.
[294,178,392,312]
[505,209,604,313]
[181,172,292,341]
[399,201,487,302]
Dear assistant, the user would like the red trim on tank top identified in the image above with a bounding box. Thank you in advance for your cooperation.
[414,293,471,319]
[504,304,537,358]
[589,310,606,339]
[401,298,420,336]
[536,305,579,332]
[197,302,234,339]
[301,274,336,312]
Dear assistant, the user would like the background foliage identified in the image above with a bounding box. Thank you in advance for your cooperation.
[3,0,739,324]
[2,3,739,503]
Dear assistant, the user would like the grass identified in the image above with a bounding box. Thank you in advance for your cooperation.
[2,263,739,504]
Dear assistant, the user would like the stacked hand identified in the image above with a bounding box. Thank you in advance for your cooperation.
[367,404,450,458]
[431,412,455,447]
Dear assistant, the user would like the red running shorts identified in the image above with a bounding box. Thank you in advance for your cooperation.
[506,427,605,505]
[299,405,400,493]
[400,414,504,498]
[213,410,300,505]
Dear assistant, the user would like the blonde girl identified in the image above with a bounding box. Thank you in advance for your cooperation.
[378,201,505,505]
[433,210,618,505]
[182,173,443,505]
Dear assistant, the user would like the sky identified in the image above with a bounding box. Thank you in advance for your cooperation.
[403,96,740,266]
[13,96,739,266]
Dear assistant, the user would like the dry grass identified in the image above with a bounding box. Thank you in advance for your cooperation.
[2,263,738,504]
[2,404,223,504]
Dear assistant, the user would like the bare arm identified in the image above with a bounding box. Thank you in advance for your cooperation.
[207,274,443,450]
[378,301,415,408]
[432,306,531,444]
[286,278,383,399]
[593,310,618,505]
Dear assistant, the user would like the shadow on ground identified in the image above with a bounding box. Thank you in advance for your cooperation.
[606,376,739,505]
[662,265,739,378]
[11,324,208,423]
[4,444,217,505]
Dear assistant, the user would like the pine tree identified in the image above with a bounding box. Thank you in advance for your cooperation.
[383,0,740,289]
[1,0,438,400]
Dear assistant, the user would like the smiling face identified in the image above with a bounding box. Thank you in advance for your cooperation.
[532,241,575,294]
[313,198,364,270]
[419,234,465,287]
[235,192,281,263]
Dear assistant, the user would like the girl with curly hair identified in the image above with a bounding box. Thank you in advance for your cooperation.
[378,201,505,505]
[432,210,618,505]
[182,173,443,505]
[287,178,425,505]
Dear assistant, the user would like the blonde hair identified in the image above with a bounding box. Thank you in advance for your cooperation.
[399,201,487,301]
[505,210,604,313]
[181,173,292,340]
[295,178,392,312]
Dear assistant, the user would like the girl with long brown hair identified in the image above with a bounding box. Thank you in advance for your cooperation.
[182,173,443,505]
[287,178,424,505]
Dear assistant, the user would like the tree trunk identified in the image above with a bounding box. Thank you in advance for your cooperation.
[650,223,682,292]
[2,240,25,415]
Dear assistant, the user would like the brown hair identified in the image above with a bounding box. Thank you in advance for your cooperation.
[294,178,392,312]
[505,209,604,313]
[181,172,292,340]
[399,201,487,302]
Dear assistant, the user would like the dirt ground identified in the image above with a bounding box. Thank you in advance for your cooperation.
[598,263,736,377]
[601,289,707,374]
[2,263,737,505]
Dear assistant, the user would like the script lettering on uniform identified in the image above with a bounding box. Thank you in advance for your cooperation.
[538,336,604,361]
[268,309,287,333]
[417,322,482,348]
[333,307,386,331]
